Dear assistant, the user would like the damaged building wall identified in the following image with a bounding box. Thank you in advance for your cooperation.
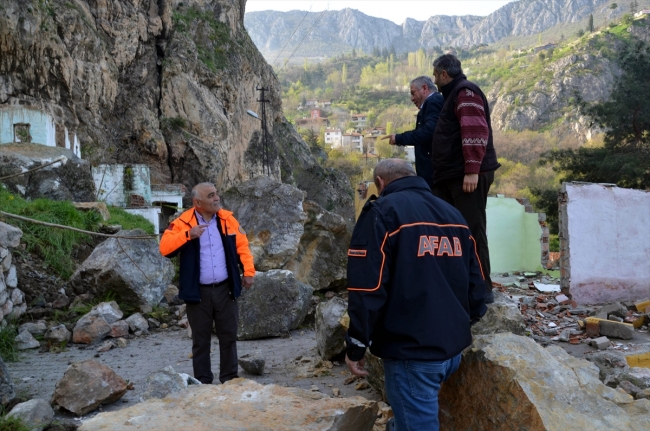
[486,196,546,274]
[560,183,650,304]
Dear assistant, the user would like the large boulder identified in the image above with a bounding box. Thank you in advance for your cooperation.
[0,147,95,202]
[222,176,307,271]
[237,270,311,340]
[70,229,174,308]
[79,379,377,431]
[0,357,15,405]
[284,200,350,291]
[51,360,127,416]
[315,297,348,360]
[471,291,526,336]
[7,399,54,431]
[222,178,350,290]
[438,333,650,430]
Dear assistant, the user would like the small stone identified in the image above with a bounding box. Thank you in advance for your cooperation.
[44,324,71,344]
[5,266,17,288]
[558,329,571,342]
[72,314,111,344]
[148,318,160,329]
[116,338,128,348]
[599,320,634,340]
[109,320,129,338]
[355,381,370,390]
[90,301,123,324]
[238,351,265,376]
[590,336,610,350]
[178,316,189,328]
[332,387,340,397]
[618,380,641,396]
[96,340,114,352]
[52,294,70,310]
[18,321,47,336]
[160,323,168,329]
[636,388,650,399]
[163,285,179,305]
[126,313,149,333]
[310,385,320,392]
[15,330,40,350]
[7,398,54,430]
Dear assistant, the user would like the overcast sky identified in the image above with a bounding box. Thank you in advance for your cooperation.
[245,1,519,24]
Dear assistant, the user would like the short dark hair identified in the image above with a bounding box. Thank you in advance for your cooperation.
[433,54,463,78]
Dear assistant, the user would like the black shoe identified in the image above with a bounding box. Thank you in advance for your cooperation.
[386,417,395,431]
[485,290,495,304]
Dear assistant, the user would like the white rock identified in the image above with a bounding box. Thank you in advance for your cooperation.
[15,330,40,350]
[5,265,17,288]
[90,301,124,324]
[125,313,148,333]
[10,288,24,305]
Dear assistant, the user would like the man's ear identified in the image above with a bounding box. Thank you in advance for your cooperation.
[375,176,386,194]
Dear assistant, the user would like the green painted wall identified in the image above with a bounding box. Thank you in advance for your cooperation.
[487,196,544,273]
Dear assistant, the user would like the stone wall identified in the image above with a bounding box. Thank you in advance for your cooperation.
[0,223,27,322]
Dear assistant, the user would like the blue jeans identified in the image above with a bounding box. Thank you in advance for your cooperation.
[384,353,462,431]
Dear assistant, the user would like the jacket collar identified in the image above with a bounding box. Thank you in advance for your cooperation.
[381,176,431,197]
[177,207,233,226]
[439,73,467,99]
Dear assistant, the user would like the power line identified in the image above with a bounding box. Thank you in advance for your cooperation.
[278,8,328,72]
[271,7,313,67]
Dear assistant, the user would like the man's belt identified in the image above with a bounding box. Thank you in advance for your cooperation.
[199,279,229,288]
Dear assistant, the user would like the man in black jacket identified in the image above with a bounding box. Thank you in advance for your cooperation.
[431,54,500,304]
[382,76,443,189]
[345,159,487,431]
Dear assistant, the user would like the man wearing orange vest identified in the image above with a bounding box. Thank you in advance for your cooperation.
[160,182,255,384]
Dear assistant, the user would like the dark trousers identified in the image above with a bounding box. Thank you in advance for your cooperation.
[431,171,494,291]
[186,282,239,384]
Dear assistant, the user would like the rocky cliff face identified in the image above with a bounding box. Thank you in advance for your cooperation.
[0,0,353,219]
[245,0,635,61]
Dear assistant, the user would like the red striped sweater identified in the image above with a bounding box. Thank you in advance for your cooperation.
[455,88,489,174]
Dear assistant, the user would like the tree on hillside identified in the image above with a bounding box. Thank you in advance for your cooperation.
[342,64,348,84]
[588,14,594,32]
[540,39,650,190]
[610,3,618,10]
[372,46,380,57]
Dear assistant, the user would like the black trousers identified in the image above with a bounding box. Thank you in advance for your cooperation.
[186,282,239,384]
[431,171,494,291]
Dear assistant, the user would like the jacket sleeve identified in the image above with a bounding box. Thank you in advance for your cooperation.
[394,93,443,147]
[230,217,255,277]
[468,235,487,323]
[345,207,391,361]
[159,220,190,258]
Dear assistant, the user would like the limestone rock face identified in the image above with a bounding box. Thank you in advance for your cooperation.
[438,333,650,430]
[315,297,348,360]
[471,291,526,336]
[0,0,353,222]
[79,379,378,431]
[237,270,311,340]
[70,229,174,308]
[51,360,127,416]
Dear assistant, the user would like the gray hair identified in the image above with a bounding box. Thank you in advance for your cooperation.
[374,159,416,186]
[410,76,436,91]
[191,182,216,198]
[433,54,463,78]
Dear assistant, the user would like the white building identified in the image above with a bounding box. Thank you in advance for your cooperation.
[0,106,81,158]
[324,128,342,147]
[342,133,364,153]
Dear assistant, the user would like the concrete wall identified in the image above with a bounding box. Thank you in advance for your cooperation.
[0,106,56,147]
[124,208,160,234]
[93,164,152,207]
[560,183,650,304]
[486,196,545,274]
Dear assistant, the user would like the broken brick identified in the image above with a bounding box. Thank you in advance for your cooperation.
[585,319,600,338]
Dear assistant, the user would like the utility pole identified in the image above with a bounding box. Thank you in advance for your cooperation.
[256,86,271,176]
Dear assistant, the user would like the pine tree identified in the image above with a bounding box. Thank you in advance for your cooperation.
[588,14,594,32]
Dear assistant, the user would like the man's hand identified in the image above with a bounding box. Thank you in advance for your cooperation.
[189,224,209,239]
[345,354,369,377]
[242,276,254,289]
[380,134,397,145]
[463,174,479,193]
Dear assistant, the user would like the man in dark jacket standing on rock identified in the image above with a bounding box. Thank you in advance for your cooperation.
[344,159,487,431]
[431,54,500,304]
[160,183,255,384]
[382,76,443,189]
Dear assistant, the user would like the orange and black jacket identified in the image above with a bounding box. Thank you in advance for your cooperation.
[159,208,255,302]
[345,176,487,362]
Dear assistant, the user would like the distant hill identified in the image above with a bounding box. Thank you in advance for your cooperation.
[245,0,643,64]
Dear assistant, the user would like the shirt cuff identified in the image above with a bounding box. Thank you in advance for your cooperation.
[464,163,481,174]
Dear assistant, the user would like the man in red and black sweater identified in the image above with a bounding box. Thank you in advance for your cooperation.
[431,54,500,303]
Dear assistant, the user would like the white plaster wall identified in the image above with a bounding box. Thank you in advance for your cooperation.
[151,192,183,210]
[564,183,650,304]
[125,208,161,234]
[0,107,55,146]
[93,164,152,207]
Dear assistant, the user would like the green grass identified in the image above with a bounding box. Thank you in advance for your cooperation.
[0,415,30,431]
[0,185,154,280]
[0,324,19,363]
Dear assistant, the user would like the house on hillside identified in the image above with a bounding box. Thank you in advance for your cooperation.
[342,133,364,153]
[0,105,81,158]
[296,108,329,132]
[325,128,342,147]
[350,113,367,131]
